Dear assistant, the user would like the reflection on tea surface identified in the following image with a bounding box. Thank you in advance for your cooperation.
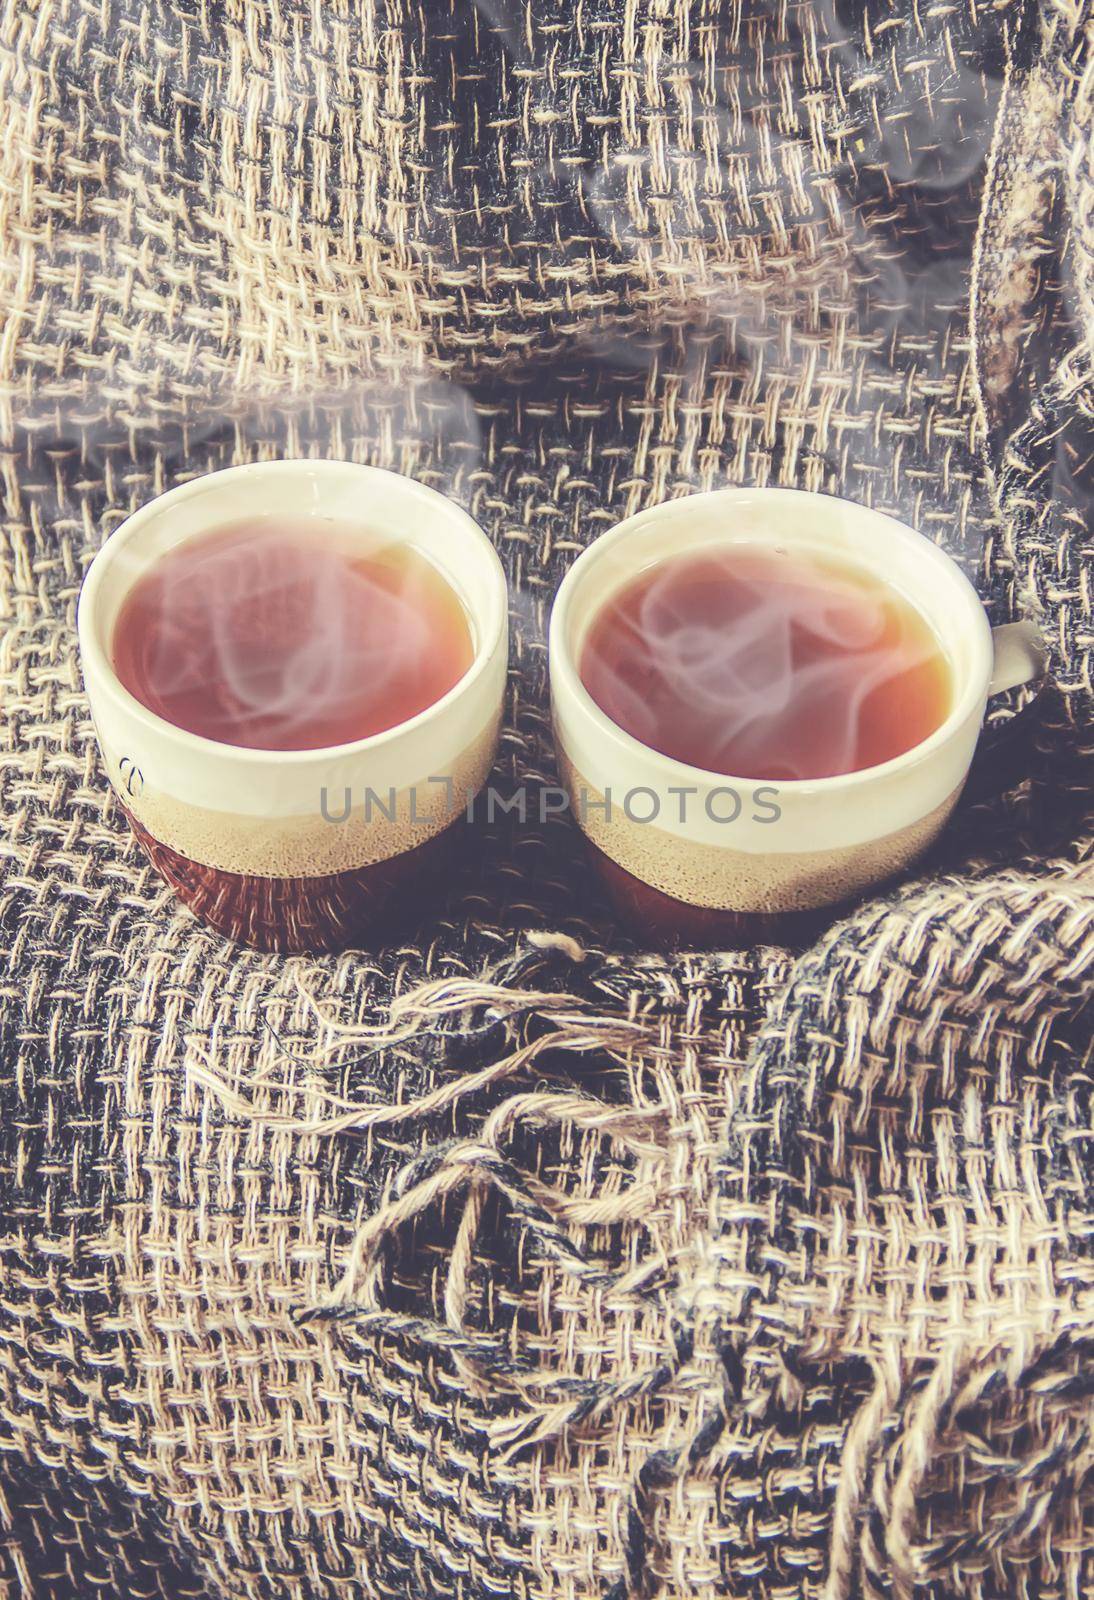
[580,544,952,780]
[113,520,474,750]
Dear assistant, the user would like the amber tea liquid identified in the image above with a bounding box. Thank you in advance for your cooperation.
[112,520,474,751]
[580,544,952,782]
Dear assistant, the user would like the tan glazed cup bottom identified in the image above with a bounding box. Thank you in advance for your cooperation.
[585,837,837,949]
[126,807,460,953]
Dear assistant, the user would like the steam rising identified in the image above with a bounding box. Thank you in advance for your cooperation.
[582,551,944,780]
[114,522,471,751]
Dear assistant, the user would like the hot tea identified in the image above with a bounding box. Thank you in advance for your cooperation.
[579,544,952,781]
[80,461,509,953]
[112,520,474,750]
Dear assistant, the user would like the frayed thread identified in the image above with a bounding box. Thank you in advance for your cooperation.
[185,939,681,1443]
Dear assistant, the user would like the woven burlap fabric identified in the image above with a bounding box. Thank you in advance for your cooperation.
[0,1,1091,1597]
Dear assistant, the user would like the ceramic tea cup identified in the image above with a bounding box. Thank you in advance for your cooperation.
[78,460,508,952]
[549,487,1044,941]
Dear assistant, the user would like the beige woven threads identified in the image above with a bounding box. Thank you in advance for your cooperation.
[0,0,1091,1596]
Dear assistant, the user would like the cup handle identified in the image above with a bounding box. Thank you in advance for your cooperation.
[989,620,1047,696]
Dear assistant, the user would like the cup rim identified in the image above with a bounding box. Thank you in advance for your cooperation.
[77,459,509,768]
[549,485,994,798]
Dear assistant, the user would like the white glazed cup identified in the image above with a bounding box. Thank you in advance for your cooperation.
[549,487,1044,937]
[78,460,508,951]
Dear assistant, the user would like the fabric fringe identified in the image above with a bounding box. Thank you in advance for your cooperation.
[186,935,691,1455]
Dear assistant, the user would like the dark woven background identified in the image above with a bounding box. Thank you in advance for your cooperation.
[0,1,1090,1596]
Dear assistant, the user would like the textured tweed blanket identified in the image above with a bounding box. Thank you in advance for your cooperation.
[0,1,1091,1597]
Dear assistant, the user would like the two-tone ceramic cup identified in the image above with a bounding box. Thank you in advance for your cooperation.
[549,487,1044,942]
[78,461,508,952]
